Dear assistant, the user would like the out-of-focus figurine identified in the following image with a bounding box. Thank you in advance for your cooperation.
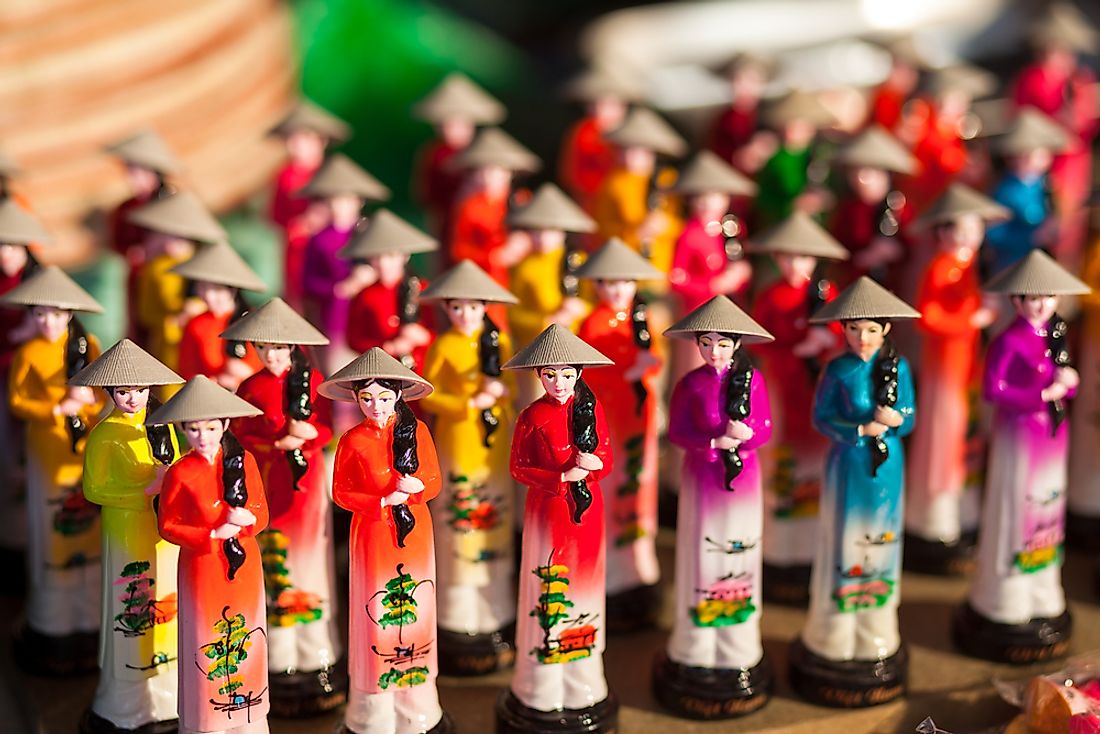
[789,277,918,707]
[653,296,775,719]
[749,212,849,605]
[754,90,834,228]
[1,266,106,675]
[320,349,452,734]
[865,37,924,133]
[418,261,519,675]
[71,340,183,734]
[150,376,270,734]
[221,299,344,717]
[705,53,773,177]
[955,251,1089,664]
[905,184,1009,575]
[496,325,618,734]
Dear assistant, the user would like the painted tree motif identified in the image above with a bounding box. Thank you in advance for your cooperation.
[201,605,265,715]
[530,549,596,664]
[259,529,322,627]
[833,533,898,612]
[368,564,434,690]
[114,560,178,636]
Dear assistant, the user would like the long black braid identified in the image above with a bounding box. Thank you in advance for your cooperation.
[803,269,831,380]
[476,312,502,448]
[568,370,597,524]
[868,322,900,477]
[1045,312,1071,436]
[395,274,422,370]
[284,346,313,490]
[721,342,754,491]
[223,291,250,360]
[143,393,175,466]
[629,294,652,416]
[359,378,420,548]
[63,317,91,452]
[220,429,249,581]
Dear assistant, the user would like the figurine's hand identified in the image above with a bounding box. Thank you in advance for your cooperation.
[387,336,415,359]
[497,231,532,268]
[469,392,497,411]
[874,405,904,428]
[182,298,207,320]
[55,397,84,417]
[624,349,660,382]
[483,378,507,398]
[860,421,888,438]
[69,386,97,405]
[712,260,752,295]
[9,315,36,345]
[287,419,318,441]
[711,435,741,451]
[726,420,754,441]
[794,189,828,216]
[561,466,590,483]
[856,236,904,270]
[1057,366,1080,390]
[1042,382,1070,403]
[401,322,432,347]
[970,306,997,330]
[274,434,306,451]
[211,522,241,540]
[792,327,835,358]
[381,491,410,507]
[227,507,256,527]
[575,452,603,472]
[639,210,669,241]
[216,372,244,391]
[396,475,425,495]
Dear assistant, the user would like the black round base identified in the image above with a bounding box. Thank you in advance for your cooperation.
[787,638,907,708]
[902,530,977,576]
[495,690,619,734]
[0,546,26,596]
[1066,511,1100,553]
[438,625,515,676]
[336,712,453,734]
[269,662,348,718]
[606,584,660,635]
[79,709,178,734]
[952,603,1072,664]
[762,563,811,607]
[13,622,98,676]
[651,651,772,719]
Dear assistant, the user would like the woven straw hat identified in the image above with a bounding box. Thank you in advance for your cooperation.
[508,183,596,233]
[126,191,227,244]
[269,100,351,142]
[913,183,1011,230]
[575,238,663,281]
[833,126,917,174]
[299,154,391,200]
[675,151,757,196]
[337,209,438,260]
[147,375,263,424]
[751,211,850,260]
[219,297,329,346]
[605,107,687,157]
[105,130,182,176]
[70,339,183,387]
[984,249,1091,295]
[563,65,643,102]
[319,347,434,402]
[1030,2,1099,51]
[448,127,542,172]
[763,90,835,127]
[502,324,613,369]
[922,64,997,99]
[809,276,921,323]
[995,109,1070,155]
[0,199,50,245]
[419,260,518,304]
[0,265,104,313]
[664,295,774,343]
[170,240,267,292]
[412,73,506,124]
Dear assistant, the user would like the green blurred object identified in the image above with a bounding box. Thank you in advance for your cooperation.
[220,207,284,306]
[69,253,126,347]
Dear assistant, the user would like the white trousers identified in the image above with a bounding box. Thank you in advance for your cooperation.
[344,684,443,734]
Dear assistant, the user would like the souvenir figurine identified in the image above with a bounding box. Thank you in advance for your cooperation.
[954,251,1090,663]
[904,185,1009,575]
[749,212,849,604]
[220,299,344,716]
[2,266,106,675]
[71,340,184,734]
[705,53,772,177]
[754,90,834,228]
[496,325,617,734]
[417,261,519,675]
[150,376,270,734]
[789,277,919,707]
[574,240,663,632]
[172,239,267,389]
[412,73,506,236]
[652,295,775,718]
[865,37,924,133]
[319,349,451,734]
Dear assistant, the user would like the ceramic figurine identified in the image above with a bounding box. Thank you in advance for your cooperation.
[1,266,107,675]
[172,239,267,389]
[749,212,849,605]
[320,348,452,734]
[904,185,1009,575]
[71,340,184,734]
[705,53,772,177]
[865,37,924,133]
[954,250,1090,664]
[652,296,775,719]
[754,90,834,228]
[220,299,345,716]
[495,325,618,734]
[412,72,506,237]
[149,376,270,734]
[417,261,519,675]
[789,277,919,708]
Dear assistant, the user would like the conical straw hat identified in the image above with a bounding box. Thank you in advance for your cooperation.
[663,295,774,343]
[219,298,330,345]
[763,90,835,127]
[605,107,687,157]
[674,151,757,196]
[170,240,267,292]
[995,109,1070,155]
[299,154,391,200]
[0,265,103,313]
[269,100,351,142]
[508,183,596,232]
[126,191,227,244]
[808,276,920,323]
[751,211,850,260]
[716,51,775,80]
[870,34,929,69]
[419,260,518,304]
[147,375,263,424]
[912,183,1011,230]
[0,150,21,177]
[448,128,542,172]
[833,126,916,174]
[984,249,1091,295]
[70,339,183,387]
[319,347,434,402]
[922,64,997,99]
[412,73,506,124]
[575,238,663,281]
[563,65,643,102]
[337,209,438,260]
[0,199,50,245]
[105,130,182,175]
[503,324,613,370]
[1030,2,1099,52]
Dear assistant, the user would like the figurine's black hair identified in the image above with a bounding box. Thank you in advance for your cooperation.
[630,295,652,415]
[223,291,249,360]
[284,346,313,490]
[721,348,754,490]
[355,376,420,547]
[861,318,899,477]
[477,313,502,448]
[568,370,597,524]
[63,316,90,453]
[220,429,248,581]
[1046,312,1071,435]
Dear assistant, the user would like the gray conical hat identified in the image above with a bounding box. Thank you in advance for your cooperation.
[575,238,663,281]
[219,298,329,346]
[984,249,1091,295]
[337,209,438,260]
[808,277,920,323]
[508,183,596,232]
[319,347,434,402]
[106,130,182,176]
[763,90,835,127]
[563,65,643,102]
[269,100,351,142]
[922,63,997,99]
[502,324,613,369]
[299,154,391,200]
[1031,2,1099,51]
[751,211,850,260]
[674,151,757,196]
[664,295,774,343]
[0,199,50,245]
[147,375,263,424]
[995,109,1070,155]
[412,73,506,124]
[448,127,542,172]
[605,107,687,157]
[833,126,917,174]
[0,265,103,313]
[419,260,518,304]
[126,191,227,244]
[70,339,183,387]
[170,240,267,292]
[913,183,1011,229]
[0,150,20,177]
[871,34,929,69]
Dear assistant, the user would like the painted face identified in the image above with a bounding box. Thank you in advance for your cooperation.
[439,118,475,149]
[329,194,363,230]
[182,418,227,459]
[110,386,151,414]
[445,299,486,334]
[478,165,512,198]
[254,343,292,375]
[30,305,71,342]
[937,90,971,122]
[591,97,627,131]
[1013,294,1059,324]
[941,212,985,256]
[125,164,160,198]
[623,146,656,175]
[594,279,637,311]
[843,319,891,361]
[357,382,399,425]
[776,253,818,285]
[696,331,738,370]
[850,166,890,203]
[1013,148,1054,178]
[195,281,237,315]
[368,252,409,286]
[692,191,731,221]
[532,228,566,253]
[537,365,579,403]
[784,119,816,149]
[0,242,28,277]
[286,130,326,169]
[731,66,766,103]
